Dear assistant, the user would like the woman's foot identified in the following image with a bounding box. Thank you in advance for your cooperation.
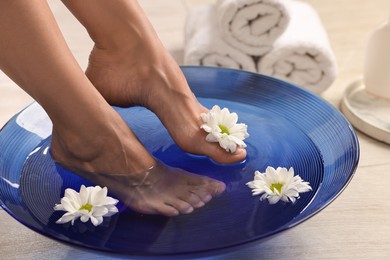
[85,43,247,164]
[74,160,226,217]
[50,107,225,216]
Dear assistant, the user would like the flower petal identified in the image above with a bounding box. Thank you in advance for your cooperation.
[91,186,108,205]
[80,213,91,223]
[200,124,212,133]
[92,206,109,217]
[205,133,219,142]
[102,196,119,206]
[54,203,65,211]
[79,185,89,206]
[60,197,77,213]
[268,195,282,204]
[229,124,249,139]
[229,112,239,126]
[211,105,221,114]
[90,216,103,226]
[220,107,230,124]
[56,212,77,224]
[200,112,208,123]
[218,136,233,152]
[64,188,82,207]
[105,205,119,216]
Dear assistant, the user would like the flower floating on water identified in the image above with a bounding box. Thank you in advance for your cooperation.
[200,105,249,153]
[54,185,119,226]
[246,166,312,204]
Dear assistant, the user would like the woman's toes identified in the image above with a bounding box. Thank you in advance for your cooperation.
[203,179,226,196]
[179,192,205,209]
[191,189,213,204]
[166,199,194,214]
[187,176,226,198]
[156,204,180,217]
[196,141,247,165]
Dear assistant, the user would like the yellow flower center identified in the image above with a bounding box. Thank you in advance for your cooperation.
[79,204,93,212]
[270,183,284,193]
[219,125,230,135]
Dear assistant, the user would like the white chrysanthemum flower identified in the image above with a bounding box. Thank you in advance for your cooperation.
[54,185,119,226]
[200,105,249,153]
[246,166,312,204]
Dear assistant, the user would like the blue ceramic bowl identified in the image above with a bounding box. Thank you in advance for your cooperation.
[0,67,359,256]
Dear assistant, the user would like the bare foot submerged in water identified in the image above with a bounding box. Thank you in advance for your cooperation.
[50,107,226,217]
[54,48,244,216]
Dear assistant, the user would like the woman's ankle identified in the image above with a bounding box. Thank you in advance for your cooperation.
[50,105,156,175]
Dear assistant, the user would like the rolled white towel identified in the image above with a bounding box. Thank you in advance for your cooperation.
[215,0,291,56]
[258,1,337,94]
[184,5,256,72]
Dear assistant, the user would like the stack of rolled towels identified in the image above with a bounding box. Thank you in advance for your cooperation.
[184,0,337,94]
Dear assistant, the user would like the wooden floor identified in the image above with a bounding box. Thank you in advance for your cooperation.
[1,0,390,259]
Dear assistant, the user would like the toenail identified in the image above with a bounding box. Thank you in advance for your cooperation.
[184,207,194,214]
[170,209,180,216]
[203,194,212,202]
[196,201,205,208]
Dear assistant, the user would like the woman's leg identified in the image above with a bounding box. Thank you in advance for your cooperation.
[0,0,225,216]
[61,0,247,164]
